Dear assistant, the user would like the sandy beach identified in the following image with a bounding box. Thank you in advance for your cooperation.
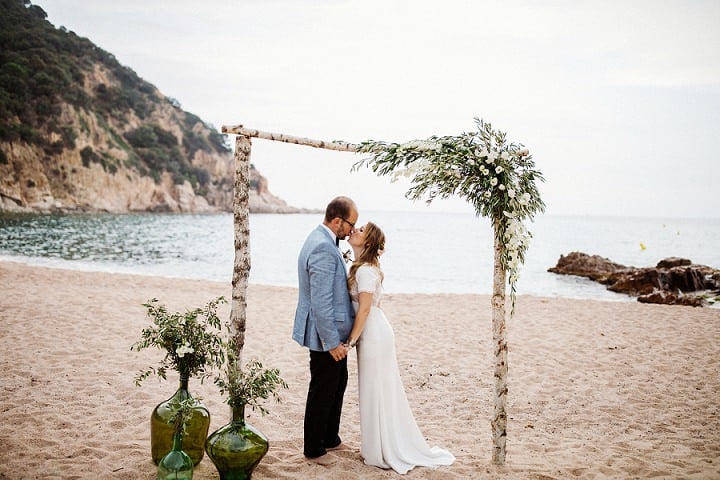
[0,260,718,479]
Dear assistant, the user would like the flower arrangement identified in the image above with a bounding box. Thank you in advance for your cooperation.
[204,344,287,479]
[213,345,288,415]
[132,296,227,385]
[354,118,545,309]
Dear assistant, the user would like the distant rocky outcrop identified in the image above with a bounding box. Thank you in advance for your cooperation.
[549,252,720,307]
[0,1,308,214]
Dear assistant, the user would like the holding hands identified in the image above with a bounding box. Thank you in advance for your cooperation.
[329,343,349,361]
[330,336,359,361]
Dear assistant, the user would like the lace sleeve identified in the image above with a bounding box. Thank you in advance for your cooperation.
[356,265,379,293]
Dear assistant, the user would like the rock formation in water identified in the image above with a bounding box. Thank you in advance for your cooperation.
[549,252,720,307]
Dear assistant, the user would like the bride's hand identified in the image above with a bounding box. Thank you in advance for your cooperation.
[329,343,348,361]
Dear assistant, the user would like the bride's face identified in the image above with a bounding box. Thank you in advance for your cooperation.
[348,224,366,248]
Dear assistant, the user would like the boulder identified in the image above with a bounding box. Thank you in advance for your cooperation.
[637,290,705,307]
[606,269,659,295]
[656,257,692,268]
[547,251,627,283]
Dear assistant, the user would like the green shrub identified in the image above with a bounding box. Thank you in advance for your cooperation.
[80,146,98,167]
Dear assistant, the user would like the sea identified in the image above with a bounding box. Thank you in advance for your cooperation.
[1,211,719,302]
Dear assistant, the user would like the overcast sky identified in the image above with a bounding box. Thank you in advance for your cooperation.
[39,0,720,218]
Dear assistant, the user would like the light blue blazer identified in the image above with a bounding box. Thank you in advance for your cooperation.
[293,225,354,352]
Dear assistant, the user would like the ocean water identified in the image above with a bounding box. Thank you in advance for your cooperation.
[1,211,719,302]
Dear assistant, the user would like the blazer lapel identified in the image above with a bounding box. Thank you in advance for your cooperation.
[317,225,344,262]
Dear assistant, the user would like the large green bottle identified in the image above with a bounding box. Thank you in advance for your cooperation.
[150,376,210,465]
[205,405,269,480]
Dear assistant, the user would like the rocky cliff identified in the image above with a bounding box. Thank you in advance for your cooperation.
[0,0,303,214]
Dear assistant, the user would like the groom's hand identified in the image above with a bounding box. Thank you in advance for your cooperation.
[329,344,348,361]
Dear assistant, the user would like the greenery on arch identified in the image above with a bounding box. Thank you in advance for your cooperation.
[354,118,545,304]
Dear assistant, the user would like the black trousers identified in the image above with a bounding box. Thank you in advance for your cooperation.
[303,349,348,458]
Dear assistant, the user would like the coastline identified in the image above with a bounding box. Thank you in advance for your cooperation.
[1,260,718,479]
[2,211,719,302]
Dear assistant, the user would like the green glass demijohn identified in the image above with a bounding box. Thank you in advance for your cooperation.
[205,405,269,480]
[157,432,194,480]
[151,376,210,466]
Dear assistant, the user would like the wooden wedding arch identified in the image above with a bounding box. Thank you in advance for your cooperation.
[221,124,511,465]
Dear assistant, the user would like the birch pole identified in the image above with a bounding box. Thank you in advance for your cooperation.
[491,224,508,465]
[222,125,358,152]
[229,134,251,366]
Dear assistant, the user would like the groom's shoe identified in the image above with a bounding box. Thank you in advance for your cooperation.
[306,454,335,466]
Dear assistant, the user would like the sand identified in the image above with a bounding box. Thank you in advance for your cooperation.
[0,260,718,479]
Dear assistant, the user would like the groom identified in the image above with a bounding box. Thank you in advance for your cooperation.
[293,196,358,465]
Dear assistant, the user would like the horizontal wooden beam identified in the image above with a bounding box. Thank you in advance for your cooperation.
[222,125,360,152]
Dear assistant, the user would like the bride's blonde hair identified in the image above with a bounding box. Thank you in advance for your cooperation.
[347,222,385,289]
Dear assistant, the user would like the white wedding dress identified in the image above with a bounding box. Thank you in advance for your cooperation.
[350,265,455,474]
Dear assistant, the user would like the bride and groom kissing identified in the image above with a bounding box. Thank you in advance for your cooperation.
[292,196,455,474]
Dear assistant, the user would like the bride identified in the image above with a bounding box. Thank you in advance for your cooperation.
[344,222,455,474]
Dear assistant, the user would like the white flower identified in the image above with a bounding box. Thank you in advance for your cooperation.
[499,184,506,190]
[484,191,492,198]
[507,188,516,198]
[501,216,532,289]
[486,150,497,164]
[176,342,194,358]
[500,151,509,160]
[390,159,427,183]
[519,192,531,205]
[495,165,503,174]
[518,148,530,157]
[490,177,498,186]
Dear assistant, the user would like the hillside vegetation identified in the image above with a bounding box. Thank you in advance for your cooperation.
[0,0,298,213]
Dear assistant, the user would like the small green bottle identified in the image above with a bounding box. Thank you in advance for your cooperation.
[157,432,194,480]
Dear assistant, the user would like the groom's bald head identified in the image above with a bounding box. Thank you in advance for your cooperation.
[324,196,357,223]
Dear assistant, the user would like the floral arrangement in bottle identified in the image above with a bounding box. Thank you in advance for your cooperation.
[204,345,288,479]
[132,296,227,465]
[132,296,227,385]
